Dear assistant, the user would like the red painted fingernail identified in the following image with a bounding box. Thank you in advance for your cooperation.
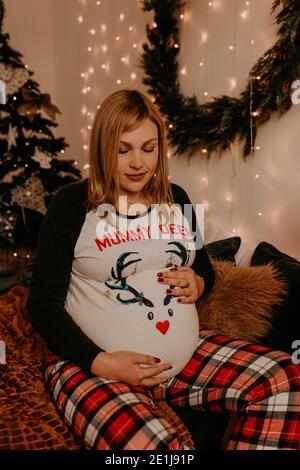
[158,279,163,282]
[157,272,162,276]
[166,289,172,293]
[177,298,182,302]
[154,357,161,363]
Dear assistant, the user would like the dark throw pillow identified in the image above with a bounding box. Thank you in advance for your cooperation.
[251,242,300,356]
[205,237,241,263]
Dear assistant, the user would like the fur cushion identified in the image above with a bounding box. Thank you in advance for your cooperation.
[196,260,287,343]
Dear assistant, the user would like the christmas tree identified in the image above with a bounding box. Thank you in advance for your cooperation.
[0,0,81,254]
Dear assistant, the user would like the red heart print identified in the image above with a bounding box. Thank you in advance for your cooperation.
[156,320,170,335]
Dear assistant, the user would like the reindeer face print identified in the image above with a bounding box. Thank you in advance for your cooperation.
[101,251,199,378]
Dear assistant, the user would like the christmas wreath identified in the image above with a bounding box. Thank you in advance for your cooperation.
[140,0,300,158]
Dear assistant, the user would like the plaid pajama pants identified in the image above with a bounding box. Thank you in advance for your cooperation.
[44,326,300,450]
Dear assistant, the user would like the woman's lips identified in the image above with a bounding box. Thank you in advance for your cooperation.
[126,173,146,181]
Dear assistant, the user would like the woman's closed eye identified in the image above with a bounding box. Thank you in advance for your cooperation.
[119,147,155,154]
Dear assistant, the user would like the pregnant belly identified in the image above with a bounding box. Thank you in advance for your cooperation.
[68,268,199,378]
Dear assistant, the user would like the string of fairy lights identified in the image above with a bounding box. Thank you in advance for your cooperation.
[76,0,147,174]
[175,0,264,237]
[180,0,265,238]
[75,0,266,240]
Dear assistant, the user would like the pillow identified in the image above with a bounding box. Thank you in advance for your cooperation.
[251,242,300,355]
[196,260,287,343]
[205,237,241,263]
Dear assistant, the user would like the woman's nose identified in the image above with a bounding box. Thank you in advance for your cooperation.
[129,151,144,167]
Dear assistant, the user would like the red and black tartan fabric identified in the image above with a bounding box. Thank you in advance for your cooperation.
[44,325,300,450]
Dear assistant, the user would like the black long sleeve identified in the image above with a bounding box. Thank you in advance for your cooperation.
[27,180,103,373]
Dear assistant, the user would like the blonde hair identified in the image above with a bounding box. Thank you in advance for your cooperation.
[85,89,174,212]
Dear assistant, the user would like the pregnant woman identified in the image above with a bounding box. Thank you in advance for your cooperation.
[27,89,300,450]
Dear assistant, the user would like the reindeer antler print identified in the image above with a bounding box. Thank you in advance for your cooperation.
[104,252,154,307]
[165,241,190,266]
[164,242,191,305]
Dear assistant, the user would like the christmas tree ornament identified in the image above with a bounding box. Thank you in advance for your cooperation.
[31,148,52,169]
[7,123,17,149]
[0,63,30,96]
[10,176,47,215]
[0,209,18,245]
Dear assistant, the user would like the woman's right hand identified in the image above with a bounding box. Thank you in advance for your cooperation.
[90,351,172,387]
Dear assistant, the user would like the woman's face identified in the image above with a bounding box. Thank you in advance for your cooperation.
[117,118,159,204]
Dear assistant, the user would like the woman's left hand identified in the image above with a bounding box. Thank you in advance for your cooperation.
[156,266,205,304]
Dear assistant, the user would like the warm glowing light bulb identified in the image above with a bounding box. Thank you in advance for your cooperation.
[230,78,237,89]
[180,14,185,19]
[83,145,88,150]
[78,16,83,24]
[204,91,208,96]
[116,79,122,85]
[208,2,213,6]
[87,46,93,52]
[257,212,263,217]
[180,67,186,75]
[90,28,96,35]
[199,62,204,67]
[130,72,137,80]
[80,72,86,78]
[116,36,120,41]
[89,66,94,74]
[132,43,138,48]
[229,45,234,50]
[174,44,179,48]
[153,22,157,28]
[232,228,237,234]
[101,64,107,69]
[201,31,208,43]
[240,10,248,19]
[101,24,106,33]
[129,26,133,31]
[226,195,232,202]
[255,174,260,179]
[120,13,125,21]
[102,45,108,53]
